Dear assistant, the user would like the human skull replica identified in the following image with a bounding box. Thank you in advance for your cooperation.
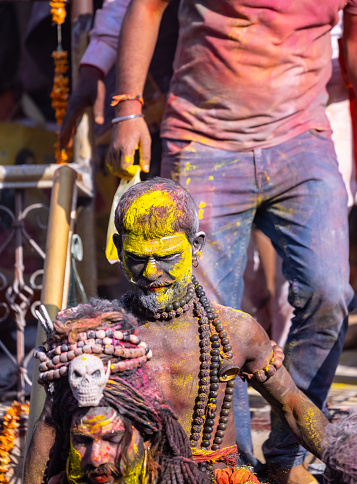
[68,354,110,407]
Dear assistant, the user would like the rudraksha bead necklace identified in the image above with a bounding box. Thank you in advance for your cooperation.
[122,275,238,475]
[190,275,237,475]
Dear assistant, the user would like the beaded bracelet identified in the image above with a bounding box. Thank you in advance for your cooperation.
[111,94,144,107]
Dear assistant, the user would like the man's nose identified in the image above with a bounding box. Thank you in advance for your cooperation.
[142,257,163,280]
[87,441,110,467]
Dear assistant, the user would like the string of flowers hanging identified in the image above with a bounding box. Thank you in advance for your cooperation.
[0,401,30,484]
[50,0,71,164]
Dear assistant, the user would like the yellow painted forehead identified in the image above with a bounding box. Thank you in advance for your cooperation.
[123,232,190,257]
[123,190,177,236]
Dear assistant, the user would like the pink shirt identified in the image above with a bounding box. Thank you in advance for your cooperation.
[161,0,357,151]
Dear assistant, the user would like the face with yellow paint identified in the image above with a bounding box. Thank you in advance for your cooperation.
[68,406,145,484]
[114,190,205,312]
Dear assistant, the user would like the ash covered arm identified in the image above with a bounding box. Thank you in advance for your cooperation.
[23,394,56,484]
[238,315,329,460]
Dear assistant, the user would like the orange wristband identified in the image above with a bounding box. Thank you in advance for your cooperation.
[111,94,144,107]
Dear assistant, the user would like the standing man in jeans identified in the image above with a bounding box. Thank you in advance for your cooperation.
[108,1,357,482]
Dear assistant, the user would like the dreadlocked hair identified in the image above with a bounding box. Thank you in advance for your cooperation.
[52,297,137,344]
[322,408,357,483]
[105,370,211,484]
[44,299,210,484]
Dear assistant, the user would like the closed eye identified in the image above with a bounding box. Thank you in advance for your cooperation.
[126,253,147,263]
[156,254,180,262]
[72,433,93,445]
[103,433,125,444]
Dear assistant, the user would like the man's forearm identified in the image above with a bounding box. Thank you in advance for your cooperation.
[344,12,357,95]
[115,0,170,116]
[253,366,329,459]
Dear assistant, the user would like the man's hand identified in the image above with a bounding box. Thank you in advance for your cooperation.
[59,65,106,149]
[108,116,151,179]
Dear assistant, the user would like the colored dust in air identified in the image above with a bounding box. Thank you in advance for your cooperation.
[198,201,206,220]
[67,441,85,484]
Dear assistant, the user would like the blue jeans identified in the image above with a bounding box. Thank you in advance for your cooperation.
[161,130,356,469]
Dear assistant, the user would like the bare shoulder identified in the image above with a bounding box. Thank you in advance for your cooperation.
[212,303,273,372]
[212,303,266,339]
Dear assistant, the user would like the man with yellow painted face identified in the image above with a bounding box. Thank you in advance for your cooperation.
[112,177,331,477]
[25,179,335,484]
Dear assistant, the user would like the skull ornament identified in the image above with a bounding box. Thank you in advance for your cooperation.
[68,355,110,407]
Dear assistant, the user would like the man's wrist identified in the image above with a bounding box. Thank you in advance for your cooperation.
[114,99,143,117]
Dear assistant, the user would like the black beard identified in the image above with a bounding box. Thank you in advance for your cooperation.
[84,463,121,482]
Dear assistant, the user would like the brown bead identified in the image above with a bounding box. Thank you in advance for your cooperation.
[211,444,220,450]
[213,437,223,444]
[59,366,68,376]
[60,353,68,363]
[223,344,232,352]
[216,430,225,438]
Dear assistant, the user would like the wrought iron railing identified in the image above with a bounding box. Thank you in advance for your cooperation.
[0,164,93,404]
[0,190,48,402]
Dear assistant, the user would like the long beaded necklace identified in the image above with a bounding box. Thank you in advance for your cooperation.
[190,275,237,476]
[121,275,239,476]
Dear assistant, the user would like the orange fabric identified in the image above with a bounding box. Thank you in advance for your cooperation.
[191,445,238,465]
[215,467,261,484]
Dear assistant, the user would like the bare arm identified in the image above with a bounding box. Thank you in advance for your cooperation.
[23,395,55,484]
[343,11,357,95]
[235,314,328,459]
[108,0,171,178]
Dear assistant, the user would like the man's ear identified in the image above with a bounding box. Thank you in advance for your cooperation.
[113,233,123,261]
[192,231,206,256]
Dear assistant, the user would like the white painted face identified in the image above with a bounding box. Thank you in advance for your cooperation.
[68,355,110,407]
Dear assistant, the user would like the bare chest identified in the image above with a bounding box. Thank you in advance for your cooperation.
[137,315,243,445]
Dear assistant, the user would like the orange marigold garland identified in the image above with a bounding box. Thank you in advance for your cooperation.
[50,0,67,25]
[50,0,71,164]
[215,467,261,484]
[0,401,30,483]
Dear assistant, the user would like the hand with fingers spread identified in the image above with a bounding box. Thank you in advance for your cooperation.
[59,65,106,149]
